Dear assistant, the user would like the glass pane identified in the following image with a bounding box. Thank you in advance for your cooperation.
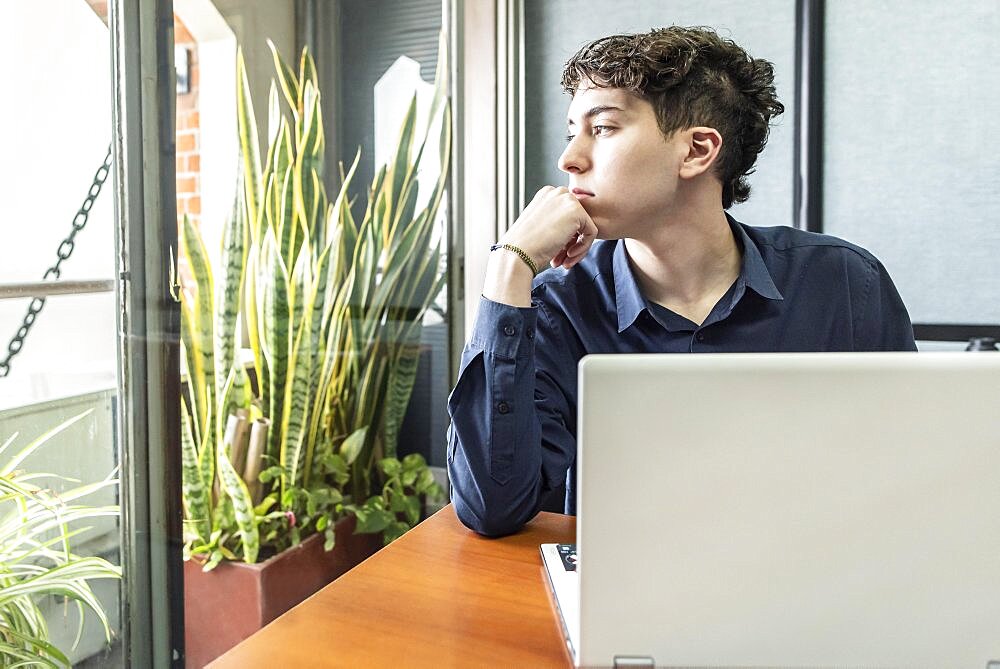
[0,2,123,666]
[524,0,797,228]
[823,0,1000,325]
[338,0,451,473]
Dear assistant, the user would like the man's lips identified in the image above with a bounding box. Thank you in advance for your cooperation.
[571,188,594,199]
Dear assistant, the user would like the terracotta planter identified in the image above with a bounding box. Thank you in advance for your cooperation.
[183,514,382,668]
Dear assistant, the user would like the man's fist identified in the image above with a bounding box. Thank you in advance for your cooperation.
[502,186,599,271]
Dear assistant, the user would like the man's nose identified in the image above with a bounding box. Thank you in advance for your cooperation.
[558,136,589,174]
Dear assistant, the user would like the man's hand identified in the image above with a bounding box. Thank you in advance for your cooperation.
[483,186,599,308]
[503,186,599,271]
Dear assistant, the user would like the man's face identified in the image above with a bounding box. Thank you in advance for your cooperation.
[559,85,685,239]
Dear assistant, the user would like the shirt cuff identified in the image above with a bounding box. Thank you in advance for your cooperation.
[469,296,538,360]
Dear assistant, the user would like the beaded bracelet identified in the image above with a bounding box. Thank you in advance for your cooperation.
[490,243,539,276]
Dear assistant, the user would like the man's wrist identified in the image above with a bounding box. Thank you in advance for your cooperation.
[490,243,538,275]
[483,248,535,307]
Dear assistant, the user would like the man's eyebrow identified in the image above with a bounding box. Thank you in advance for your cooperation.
[567,105,626,126]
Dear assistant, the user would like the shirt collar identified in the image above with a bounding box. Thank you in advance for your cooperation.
[727,213,783,303]
[613,215,784,333]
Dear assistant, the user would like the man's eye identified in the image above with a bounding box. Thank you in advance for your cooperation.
[565,134,576,143]
[593,125,613,135]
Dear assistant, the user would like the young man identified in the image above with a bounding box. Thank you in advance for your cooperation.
[447,27,916,537]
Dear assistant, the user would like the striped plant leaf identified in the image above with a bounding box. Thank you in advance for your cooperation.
[311,172,328,255]
[298,47,319,103]
[384,175,420,258]
[330,150,362,273]
[381,340,421,459]
[236,49,262,241]
[276,166,298,266]
[302,244,333,484]
[270,119,294,220]
[180,400,209,542]
[218,363,252,436]
[296,85,323,246]
[280,292,313,497]
[259,229,291,464]
[180,302,203,448]
[289,234,312,341]
[386,95,418,225]
[216,436,259,563]
[213,188,247,425]
[265,81,281,167]
[244,244,267,410]
[267,39,300,116]
[180,215,216,446]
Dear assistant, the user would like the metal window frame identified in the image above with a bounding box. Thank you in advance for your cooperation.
[793,0,824,234]
[109,0,184,665]
[0,280,115,300]
[451,0,522,353]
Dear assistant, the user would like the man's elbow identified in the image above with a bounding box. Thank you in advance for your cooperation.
[453,497,528,537]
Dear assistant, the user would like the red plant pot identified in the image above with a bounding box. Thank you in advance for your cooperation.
[183,515,382,668]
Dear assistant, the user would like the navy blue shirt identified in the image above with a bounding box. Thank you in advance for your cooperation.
[446,216,916,536]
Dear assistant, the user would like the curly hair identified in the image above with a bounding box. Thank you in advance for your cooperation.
[561,26,784,209]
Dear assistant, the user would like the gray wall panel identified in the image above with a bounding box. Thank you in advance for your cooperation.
[524,0,797,228]
[824,1,1000,324]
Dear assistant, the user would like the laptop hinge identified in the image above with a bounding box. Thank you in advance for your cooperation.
[613,656,655,668]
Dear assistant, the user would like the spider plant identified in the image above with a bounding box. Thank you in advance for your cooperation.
[180,35,448,569]
[0,411,121,668]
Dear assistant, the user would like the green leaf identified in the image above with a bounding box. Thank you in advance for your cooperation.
[402,453,426,469]
[354,507,393,535]
[388,489,407,514]
[403,495,421,526]
[415,468,436,494]
[380,457,402,478]
[340,426,367,466]
[383,521,410,545]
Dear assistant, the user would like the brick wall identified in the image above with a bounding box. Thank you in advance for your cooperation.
[175,17,201,229]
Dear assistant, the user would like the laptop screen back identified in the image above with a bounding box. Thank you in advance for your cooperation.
[576,352,1000,668]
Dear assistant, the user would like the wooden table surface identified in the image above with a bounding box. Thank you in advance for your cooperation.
[209,505,575,668]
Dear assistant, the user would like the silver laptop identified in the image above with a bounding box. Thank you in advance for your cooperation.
[541,352,1000,668]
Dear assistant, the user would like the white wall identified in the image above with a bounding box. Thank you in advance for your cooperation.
[175,0,295,271]
[0,2,116,409]
[212,0,296,156]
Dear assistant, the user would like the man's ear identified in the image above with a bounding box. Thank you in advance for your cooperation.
[678,127,723,180]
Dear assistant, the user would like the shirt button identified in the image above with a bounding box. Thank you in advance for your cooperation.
[696,332,706,342]
[526,329,535,339]
[503,324,516,336]
[497,401,510,414]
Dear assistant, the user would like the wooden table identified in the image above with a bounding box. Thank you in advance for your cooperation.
[209,506,575,668]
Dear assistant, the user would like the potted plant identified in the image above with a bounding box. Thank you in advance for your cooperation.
[179,36,448,666]
[0,411,121,667]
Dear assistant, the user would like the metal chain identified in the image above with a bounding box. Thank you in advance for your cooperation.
[0,146,113,378]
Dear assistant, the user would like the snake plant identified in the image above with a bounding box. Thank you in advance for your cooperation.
[0,411,121,668]
[180,36,448,569]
